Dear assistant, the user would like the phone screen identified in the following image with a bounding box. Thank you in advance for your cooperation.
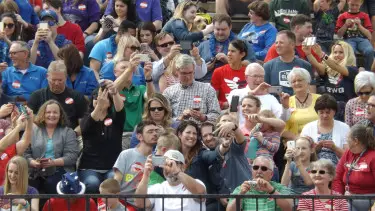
[152,156,165,166]
[230,96,239,112]
[0,22,4,32]
[39,22,48,29]
[269,86,282,94]
[180,40,193,50]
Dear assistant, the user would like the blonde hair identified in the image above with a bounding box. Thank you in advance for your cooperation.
[326,41,356,78]
[113,35,140,63]
[48,60,67,75]
[172,1,197,29]
[156,132,181,151]
[165,53,182,76]
[4,156,29,195]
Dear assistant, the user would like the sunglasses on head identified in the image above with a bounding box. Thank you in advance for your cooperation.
[149,107,164,112]
[4,23,14,28]
[310,169,326,175]
[252,165,270,172]
[158,41,174,48]
[357,91,372,96]
[129,46,140,51]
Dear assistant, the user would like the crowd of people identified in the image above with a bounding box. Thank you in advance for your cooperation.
[0,0,375,210]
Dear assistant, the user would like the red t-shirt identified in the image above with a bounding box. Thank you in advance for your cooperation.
[264,44,322,63]
[0,144,17,185]
[335,12,373,38]
[211,64,247,108]
[332,149,375,194]
[297,189,349,211]
[42,198,97,211]
[57,21,86,53]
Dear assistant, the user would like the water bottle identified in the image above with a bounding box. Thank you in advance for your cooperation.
[247,137,258,161]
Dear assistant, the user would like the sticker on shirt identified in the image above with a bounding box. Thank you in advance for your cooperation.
[278,70,291,87]
[12,81,21,89]
[193,96,201,104]
[105,52,113,63]
[65,98,74,105]
[140,2,148,8]
[119,93,126,101]
[355,108,365,116]
[104,118,112,126]
[0,153,8,160]
[37,51,40,56]
[78,4,86,10]
[283,17,290,23]
[0,129,4,135]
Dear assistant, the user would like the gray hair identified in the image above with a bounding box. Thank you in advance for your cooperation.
[47,60,67,75]
[175,54,196,71]
[309,159,336,178]
[354,71,375,93]
[245,62,264,75]
[11,41,30,58]
[287,67,311,84]
[253,156,275,171]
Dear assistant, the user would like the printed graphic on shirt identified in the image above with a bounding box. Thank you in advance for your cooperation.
[279,70,291,87]
[241,31,267,44]
[344,161,369,171]
[124,162,144,188]
[274,9,299,17]
[346,19,363,38]
[12,81,21,88]
[355,108,365,116]
[224,77,247,90]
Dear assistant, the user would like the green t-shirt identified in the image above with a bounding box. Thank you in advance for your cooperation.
[269,0,310,31]
[229,181,291,211]
[120,85,146,132]
[148,171,165,186]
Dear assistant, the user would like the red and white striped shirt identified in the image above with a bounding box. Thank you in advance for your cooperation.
[297,189,348,211]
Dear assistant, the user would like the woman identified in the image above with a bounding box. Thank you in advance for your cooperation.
[78,83,124,194]
[159,53,181,93]
[297,159,348,211]
[301,94,350,166]
[0,156,39,211]
[129,93,178,148]
[0,13,20,65]
[345,71,375,127]
[283,68,321,140]
[303,41,358,121]
[211,39,248,110]
[333,124,375,211]
[281,136,316,195]
[58,44,98,97]
[24,100,79,194]
[238,0,277,61]
[137,22,159,61]
[100,35,145,85]
[162,0,213,43]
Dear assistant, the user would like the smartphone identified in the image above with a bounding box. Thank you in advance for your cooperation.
[230,96,239,112]
[103,16,114,29]
[152,155,165,166]
[269,86,282,95]
[180,40,193,51]
[18,104,28,119]
[304,37,316,46]
[137,54,151,62]
[39,158,49,163]
[287,140,296,149]
[39,22,48,29]
[0,22,3,32]
[99,79,106,89]
[140,43,150,53]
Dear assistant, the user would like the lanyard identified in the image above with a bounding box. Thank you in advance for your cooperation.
[346,150,366,188]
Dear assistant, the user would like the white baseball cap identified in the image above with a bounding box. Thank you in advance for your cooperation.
[164,150,185,164]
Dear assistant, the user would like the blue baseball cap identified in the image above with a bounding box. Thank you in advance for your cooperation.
[40,10,58,23]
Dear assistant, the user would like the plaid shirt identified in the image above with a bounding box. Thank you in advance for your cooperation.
[163,80,220,123]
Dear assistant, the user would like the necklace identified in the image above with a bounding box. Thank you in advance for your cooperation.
[296,93,309,107]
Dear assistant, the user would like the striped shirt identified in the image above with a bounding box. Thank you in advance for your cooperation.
[297,189,349,211]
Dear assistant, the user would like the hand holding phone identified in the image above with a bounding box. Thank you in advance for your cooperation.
[229,96,240,112]
[180,40,193,51]
[137,54,151,62]
[39,22,48,30]
[287,140,296,149]
[269,86,282,95]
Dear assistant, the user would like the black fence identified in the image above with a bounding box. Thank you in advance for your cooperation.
[0,193,375,211]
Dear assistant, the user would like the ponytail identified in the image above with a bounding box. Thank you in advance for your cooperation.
[351,124,375,149]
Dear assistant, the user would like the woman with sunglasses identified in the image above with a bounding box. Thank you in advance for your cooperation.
[332,124,375,211]
[162,1,213,43]
[0,13,20,67]
[345,71,375,127]
[302,41,358,121]
[297,159,348,211]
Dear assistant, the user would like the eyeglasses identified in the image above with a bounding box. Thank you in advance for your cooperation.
[252,165,271,172]
[9,50,26,56]
[179,71,194,76]
[310,169,326,175]
[158,41,175,48]
[149,107,164,112]
[4,23,14,28]
[128,46,140,51]
[358,91,372,96]
[367,103,375,108]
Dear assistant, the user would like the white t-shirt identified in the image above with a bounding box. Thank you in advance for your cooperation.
[148,179,206,211]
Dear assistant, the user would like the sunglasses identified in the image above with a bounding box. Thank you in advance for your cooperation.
[149,107,164,112]
[252,165,270,172]
[128,46,140,51]
[310,169,326,175]
[358,91,372,96]
[4,23,14,28]
[158,41,174,48]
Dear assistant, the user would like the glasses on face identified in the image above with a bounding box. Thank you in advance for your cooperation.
[9,50,25,56]
[358,91,372,96]
[247,75,264,79]
[367,103,375,109]
[252,165,270,172]
[4,23,15,29]
[128,46,140,52]
[158,41,174,48]
[149,107,164,112]
[310,169,326,175]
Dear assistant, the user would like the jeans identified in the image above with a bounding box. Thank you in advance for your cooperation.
[346,37,374,70]
[349,197,375,211]
[78,169,114,194]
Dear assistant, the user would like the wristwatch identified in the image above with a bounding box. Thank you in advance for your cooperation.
[323,54,329,61]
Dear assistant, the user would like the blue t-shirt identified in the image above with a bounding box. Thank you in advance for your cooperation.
[66,66,99,96]
[238,22,277,61]
[100,61,145,86]
[45,138,55,159]
[13,0,39,25]
[289,161,314,194]
[88,35,117,69]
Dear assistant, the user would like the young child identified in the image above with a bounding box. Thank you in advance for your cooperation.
[335,0,373,70]
[98,178,126,211]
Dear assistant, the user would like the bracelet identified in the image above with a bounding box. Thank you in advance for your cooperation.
[83,32,90,36]
[268,187,276,194]
[320,53,326,60]
[145,78,153,83]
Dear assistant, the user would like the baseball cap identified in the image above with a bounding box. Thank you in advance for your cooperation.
[40,10,58,23]
[56,172,86,195]
[164,150,185,164]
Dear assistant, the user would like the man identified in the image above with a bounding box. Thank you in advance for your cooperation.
[135,150,207,211]
[89,20,137,80]
[356,95,375,130]
[28,60,88,133]
[28,10,72,68]
[264,30,315,95]
[227,156,293,211]
[198,14,256,82]
[216,0,256,16]
[43,0,85,57]
[265,15,321,63]
[153,32,207,91]
[113,120,159,209]
[2,41,47,101]
[163,54,220,123]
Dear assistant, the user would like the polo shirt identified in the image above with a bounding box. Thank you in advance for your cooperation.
[88,35,117,69]
[100,61,146,86]
[66,66,98,96]
[120,85,146,132]
[1,62,48,100]
[28,86,88,129]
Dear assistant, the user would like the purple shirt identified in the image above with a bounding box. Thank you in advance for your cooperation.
[104,0,162,22]
[62,0,101,31]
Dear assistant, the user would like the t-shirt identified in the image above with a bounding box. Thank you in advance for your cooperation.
[113,148,147,205]
[264,44,322,63]
[315,7,340,41]
[57,21,85,53]
[297,189,349,211]
[0,186,38,211]
[264,57,314,95]
[89,35,117,70]
[0,144,16,186]
[227,0,253,16]
[148,170,165,186]
[289,162,314,194]
[211,64,247,106]
[335,11,373,39]
[45,138,54,159]
[120,85,146,132]
[42,198,97,211]
[148,180,207,211]
[62,0,101,32]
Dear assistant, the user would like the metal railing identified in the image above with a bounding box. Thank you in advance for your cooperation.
[0,193,374,211]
